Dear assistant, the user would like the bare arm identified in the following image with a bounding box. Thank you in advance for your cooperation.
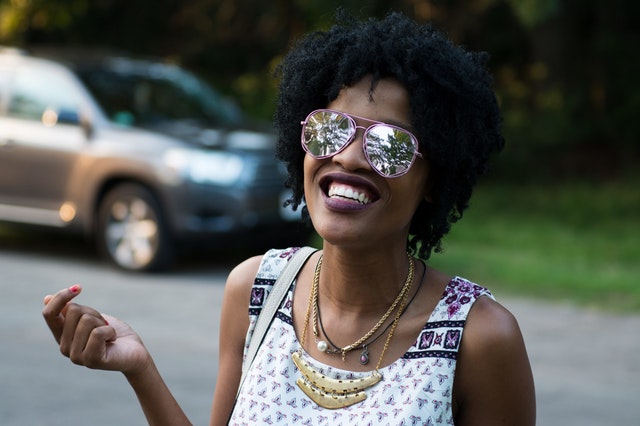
[209,255,263,426]
[453,296,536,425]
[42,286,191,426]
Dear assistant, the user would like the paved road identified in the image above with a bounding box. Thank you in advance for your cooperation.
[1,244,638,425]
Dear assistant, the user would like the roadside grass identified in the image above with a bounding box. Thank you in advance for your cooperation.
[429,180,640,313]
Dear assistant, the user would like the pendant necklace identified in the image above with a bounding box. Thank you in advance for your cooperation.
[312,253,414,362]
[292,253,413,409]
[316,260,425,365]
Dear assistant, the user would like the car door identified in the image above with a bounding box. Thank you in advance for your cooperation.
[0,58,89,227]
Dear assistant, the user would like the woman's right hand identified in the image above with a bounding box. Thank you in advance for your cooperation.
[43,285,193,425]
[42,285,151,375]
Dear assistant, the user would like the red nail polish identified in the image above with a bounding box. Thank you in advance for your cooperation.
[104,319,109,326]
[69,285,80,293]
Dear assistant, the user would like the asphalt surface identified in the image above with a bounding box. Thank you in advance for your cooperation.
[1,247,639,425]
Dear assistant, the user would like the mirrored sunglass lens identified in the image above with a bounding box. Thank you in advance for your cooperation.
[365,125,416,176]
[303,111,352,157]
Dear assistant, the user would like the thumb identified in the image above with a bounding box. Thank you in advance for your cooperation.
[42,285,83,342]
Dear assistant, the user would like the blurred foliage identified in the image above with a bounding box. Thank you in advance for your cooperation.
[1,0,638,181]
[429,179,640,312]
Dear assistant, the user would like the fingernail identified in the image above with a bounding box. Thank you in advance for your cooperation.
[104,319,109,326]
[69,285,80,293]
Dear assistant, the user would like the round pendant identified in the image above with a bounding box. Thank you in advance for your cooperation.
[317,340,329,352]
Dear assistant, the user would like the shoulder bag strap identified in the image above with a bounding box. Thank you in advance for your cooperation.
[237,246,317,396]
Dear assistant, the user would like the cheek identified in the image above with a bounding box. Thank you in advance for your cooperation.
[303,154,328,182]
[396,163,431,208]
[302,155,320,199]
[302,156,322,222]
[303,155,313,187]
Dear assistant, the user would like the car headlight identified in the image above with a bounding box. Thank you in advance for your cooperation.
[163,149,245,186]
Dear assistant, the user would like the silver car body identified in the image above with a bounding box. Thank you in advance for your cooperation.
[0,49,301,270]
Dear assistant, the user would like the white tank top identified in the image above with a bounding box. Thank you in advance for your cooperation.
[230,247,493,425]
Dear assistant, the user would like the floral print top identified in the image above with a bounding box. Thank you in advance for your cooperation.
[229,247,494,425]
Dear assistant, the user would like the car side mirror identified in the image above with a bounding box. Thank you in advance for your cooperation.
[52,107,93,139]
[56,108,81,125]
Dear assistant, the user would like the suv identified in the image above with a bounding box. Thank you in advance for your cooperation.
[0,47,303,271]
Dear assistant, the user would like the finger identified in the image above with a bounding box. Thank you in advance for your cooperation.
[81,325,118,369]
[43,295,69,317]
[68,315,113,366]
[59,302,104,358]
[42,285,82,342]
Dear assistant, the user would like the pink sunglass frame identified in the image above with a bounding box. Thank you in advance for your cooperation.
[300,108,423,178]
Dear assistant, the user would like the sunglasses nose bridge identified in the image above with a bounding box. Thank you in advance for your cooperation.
[351,124,369,146]
[330,124,372,171]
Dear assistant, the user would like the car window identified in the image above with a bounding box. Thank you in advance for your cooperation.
[76,63,244,128]
[7,64,83,122]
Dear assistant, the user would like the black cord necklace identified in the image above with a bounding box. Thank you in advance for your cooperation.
[316,259,426,365]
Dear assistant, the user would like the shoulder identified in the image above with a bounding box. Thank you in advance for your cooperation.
[225,255,264,300]
[460,295,527,372]
[465,296,520,344]
[211,253,266,423]
[224,247,308,304]
[453,295,536,424]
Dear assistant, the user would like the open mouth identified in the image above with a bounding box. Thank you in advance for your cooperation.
[320,176,379,205]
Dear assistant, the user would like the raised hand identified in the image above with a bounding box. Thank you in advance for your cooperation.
[42,285,151,375]
[42,285,192,425]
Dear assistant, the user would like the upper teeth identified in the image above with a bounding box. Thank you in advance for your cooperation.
[328,184,371,204]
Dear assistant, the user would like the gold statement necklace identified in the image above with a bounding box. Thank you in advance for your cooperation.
[292,254,414,409]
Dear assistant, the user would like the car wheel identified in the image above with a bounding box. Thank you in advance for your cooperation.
[96,183,172,272]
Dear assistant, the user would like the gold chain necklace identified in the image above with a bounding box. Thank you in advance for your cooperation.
[312,253,414,361]
[293,253,414,409]
[317,259,425,365]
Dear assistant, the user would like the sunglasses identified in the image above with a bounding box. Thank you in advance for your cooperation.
[300,109,422,178]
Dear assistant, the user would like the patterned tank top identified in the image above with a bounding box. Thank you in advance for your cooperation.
[229,247,494,425]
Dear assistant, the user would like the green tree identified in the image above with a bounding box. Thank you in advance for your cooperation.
[2,0,637,179]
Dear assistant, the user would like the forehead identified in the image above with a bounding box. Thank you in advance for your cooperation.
[327,77,411,128]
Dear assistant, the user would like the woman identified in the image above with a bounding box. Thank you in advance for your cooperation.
[43,12,535,425]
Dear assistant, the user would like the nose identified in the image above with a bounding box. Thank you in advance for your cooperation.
[331,129,371,173]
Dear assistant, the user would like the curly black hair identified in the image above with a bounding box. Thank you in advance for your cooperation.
[274,11,504,260]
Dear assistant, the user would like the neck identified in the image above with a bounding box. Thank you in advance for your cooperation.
[317,243,413,315]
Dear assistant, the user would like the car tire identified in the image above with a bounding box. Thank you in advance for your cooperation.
[96,183,173,272]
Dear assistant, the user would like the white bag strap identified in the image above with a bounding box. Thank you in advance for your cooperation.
[237,246,317,396]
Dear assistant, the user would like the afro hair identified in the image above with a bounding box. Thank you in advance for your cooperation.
[274,11,504,260]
